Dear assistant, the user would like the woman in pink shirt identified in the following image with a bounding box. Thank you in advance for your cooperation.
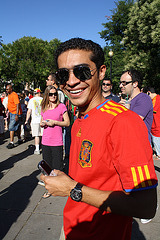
[40,86,70,172]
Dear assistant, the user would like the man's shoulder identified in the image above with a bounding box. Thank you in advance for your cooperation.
[132,92,152,104]
[97,100,129,119]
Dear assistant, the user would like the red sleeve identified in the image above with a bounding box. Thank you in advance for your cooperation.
[110,111,158,192]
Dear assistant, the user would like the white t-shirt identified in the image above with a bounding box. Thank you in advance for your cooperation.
[2,97,8,109]
[27,96,43,123]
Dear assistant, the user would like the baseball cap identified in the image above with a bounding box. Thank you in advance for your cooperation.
[34,88,41,93]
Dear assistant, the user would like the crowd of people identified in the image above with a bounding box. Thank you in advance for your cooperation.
[0,37,159,240]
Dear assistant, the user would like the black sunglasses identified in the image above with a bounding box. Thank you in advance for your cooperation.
[49,92,57,97]
[55,65,97,84]
[119,80,132,86]
[102,83,111,86]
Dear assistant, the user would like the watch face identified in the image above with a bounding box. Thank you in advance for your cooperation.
[70,189,82,202]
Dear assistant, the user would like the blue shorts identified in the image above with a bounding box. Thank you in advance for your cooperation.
[9,112,21,131]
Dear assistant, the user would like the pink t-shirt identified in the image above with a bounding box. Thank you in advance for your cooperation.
[41,103,67,146]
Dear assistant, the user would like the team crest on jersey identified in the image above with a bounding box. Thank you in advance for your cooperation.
[78,140,93,168]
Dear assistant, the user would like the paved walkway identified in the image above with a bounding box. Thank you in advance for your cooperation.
[0,131,160,240]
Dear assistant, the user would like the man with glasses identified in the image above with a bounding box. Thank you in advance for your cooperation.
[40,38,157,240]
[101,78,120,102]
[6,85,22,149]
[119,69,153,143]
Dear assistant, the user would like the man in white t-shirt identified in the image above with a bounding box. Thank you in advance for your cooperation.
[25,88,43,154]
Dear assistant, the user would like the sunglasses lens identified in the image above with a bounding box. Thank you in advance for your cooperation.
[56,69,69,84]
[74,66,91,81]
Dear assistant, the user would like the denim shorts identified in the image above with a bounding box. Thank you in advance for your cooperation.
[9,112,21,131]
[151,133,160,156]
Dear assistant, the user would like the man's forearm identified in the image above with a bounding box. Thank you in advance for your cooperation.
[16,103,20,115]
[81,185,157,219]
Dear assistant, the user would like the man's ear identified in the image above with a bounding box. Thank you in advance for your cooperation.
[133,81,138,87]
[99,65,106,81]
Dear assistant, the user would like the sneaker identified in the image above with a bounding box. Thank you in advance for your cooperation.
[34,150,40,155]
[6,142,14,149]
[15,139,23,146]
[18,139,23,144]
[38,180,45,187]
[140,218,152,224]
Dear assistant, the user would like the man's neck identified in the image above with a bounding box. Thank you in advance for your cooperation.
[130,88,141,99]
[79,93,105,117]
[102,91,111,98]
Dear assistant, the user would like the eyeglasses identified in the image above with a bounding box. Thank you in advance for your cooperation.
[49,92,57,97]
[55,65,97,84]
[119,81,132,86]
[102,83,111,86]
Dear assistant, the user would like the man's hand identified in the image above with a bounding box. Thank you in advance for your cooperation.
[119,99,131,109]
[40,170,76,197]
[15,115,19,121]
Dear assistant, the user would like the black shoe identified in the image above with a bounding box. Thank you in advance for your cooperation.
[15,139,23,146]
[6,142,14,149]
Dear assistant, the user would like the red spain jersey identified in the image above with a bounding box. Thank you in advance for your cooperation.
[64,100,158,240]
[151,95,160,137]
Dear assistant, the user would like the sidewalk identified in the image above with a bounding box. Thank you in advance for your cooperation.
[0,131,160,240]
[0,131,66,240]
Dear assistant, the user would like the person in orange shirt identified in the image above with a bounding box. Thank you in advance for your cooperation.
[6,85,22,149]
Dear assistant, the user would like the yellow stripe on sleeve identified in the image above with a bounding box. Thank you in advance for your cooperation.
[144,165,152,186]
[137,166,146,188]
[131,167,139,188]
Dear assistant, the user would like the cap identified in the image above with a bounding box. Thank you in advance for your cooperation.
[34,88,41,93]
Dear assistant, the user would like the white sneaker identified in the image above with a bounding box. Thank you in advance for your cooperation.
[140,218,152,224]
[34,150,40,155]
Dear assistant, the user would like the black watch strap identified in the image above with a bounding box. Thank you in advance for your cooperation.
[70,182,83,202]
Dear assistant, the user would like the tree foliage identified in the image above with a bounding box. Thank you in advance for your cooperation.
[123,0,160,89]
[99,0,134,93]
[0,37,61,92]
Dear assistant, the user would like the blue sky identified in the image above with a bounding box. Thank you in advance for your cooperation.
[1,0,117,47]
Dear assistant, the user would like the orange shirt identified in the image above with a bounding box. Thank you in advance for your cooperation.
[8,92,22,114]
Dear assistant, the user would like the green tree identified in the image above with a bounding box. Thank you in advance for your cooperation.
[123,0,160,90]
[0,37,61,92]
[99,0,134,93]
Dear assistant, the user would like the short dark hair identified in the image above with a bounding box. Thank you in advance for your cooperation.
[55,38,104,71]
[146,87,156,93]
[122,69,143,89]
[102,78,112,85]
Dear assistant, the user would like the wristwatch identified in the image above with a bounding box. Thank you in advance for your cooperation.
[70,183,83,202]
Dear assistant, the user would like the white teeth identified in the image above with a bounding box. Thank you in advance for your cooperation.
[70,90,83,94]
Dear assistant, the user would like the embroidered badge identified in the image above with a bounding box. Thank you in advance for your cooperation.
[78,140,93,168]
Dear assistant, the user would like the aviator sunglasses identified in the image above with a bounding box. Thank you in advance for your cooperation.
[55,65,97,84]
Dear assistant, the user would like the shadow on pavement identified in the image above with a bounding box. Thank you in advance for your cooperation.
[155,165,160,173]
[131,219,146,240]
[0,170,40,239]
[0,144,35,179]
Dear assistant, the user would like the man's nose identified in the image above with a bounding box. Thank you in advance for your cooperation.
[66,71,80,86]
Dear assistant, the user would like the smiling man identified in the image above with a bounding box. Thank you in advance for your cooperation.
[40,38,157,240]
